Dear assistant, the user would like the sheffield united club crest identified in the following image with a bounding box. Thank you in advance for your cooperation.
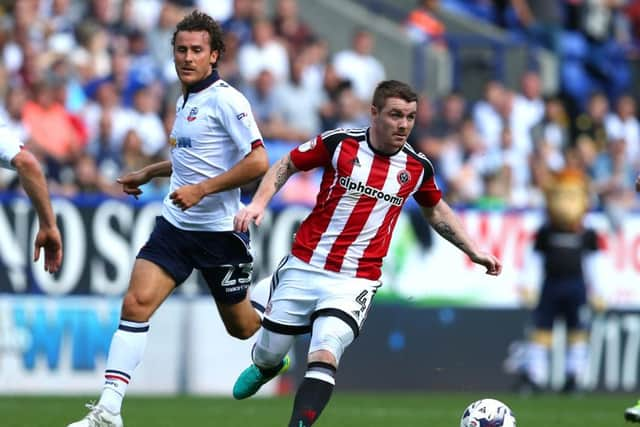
[397,170,410,185]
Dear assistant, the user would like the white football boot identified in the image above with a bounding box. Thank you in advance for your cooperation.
[67,403,123,427]
[625,401,640,423]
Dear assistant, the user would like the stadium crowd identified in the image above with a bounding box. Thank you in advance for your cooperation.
[0,0,638,214]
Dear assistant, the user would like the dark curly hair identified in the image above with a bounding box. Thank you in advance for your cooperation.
[172,10,226,66]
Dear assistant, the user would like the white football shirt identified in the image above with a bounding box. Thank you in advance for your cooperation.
[162,73,264,231]
[0,119,23,169]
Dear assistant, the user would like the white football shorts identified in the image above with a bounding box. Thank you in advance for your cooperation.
[263,255,381,337]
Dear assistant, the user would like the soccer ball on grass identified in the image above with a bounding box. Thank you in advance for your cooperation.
[460,398,516,427]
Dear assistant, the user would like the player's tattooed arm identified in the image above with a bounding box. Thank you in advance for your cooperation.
[422,200,502,276]
[273,154,297,192]
[432,221,466,251]
[250,153,299,210]
[421,200,480,259]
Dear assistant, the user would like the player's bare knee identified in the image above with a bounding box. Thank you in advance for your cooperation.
[308,349,337,367]
[121,291,154,321]
[225,320,259,340]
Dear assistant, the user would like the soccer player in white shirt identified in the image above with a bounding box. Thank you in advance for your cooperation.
[0,121,62,273]
[68,11,269,427]
[232,80,502,427]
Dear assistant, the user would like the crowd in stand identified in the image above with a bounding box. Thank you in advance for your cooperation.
[0,0,638,213]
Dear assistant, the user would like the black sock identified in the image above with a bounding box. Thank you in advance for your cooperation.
[287,375,334,427]
[257,359,283,377]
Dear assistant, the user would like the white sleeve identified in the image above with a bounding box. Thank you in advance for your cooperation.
[0,122,24,169]
[216,91,263,157]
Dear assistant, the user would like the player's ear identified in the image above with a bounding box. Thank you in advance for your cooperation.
[210,49,219,66]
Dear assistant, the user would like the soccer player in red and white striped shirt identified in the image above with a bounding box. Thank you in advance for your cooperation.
[233,80,502,427]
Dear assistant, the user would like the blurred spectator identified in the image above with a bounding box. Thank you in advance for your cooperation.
[197,0,234,22]
[218,31,243,87]
[333,29,385,103]
[223,0,256,46]
[273,54,323,140]
[87,109,121,179]
[50,74,89,148]
[431,91,466,140]
[121,129,153,174]
[298,38,329,94]
[315,65,347,130]
[238,18,290,84]
[475,168,511,210]
[530,96,571,187]
[440,117,487,204]
[510,70,545,155]
[22,79,84,164]
[73,20,111,80]
[405,0,447,44]
[334,83,369,129]
[47,57,88,113]
[18,40,47,88]
[625,0,640,44]
[243,69,306,142]
[107,47,140,107]
[273,0,315,57]
[43,0,81,54]
[127,0,163,31]
[147,1,184,83]
[572,92,609,153]
[131,85,167,157]
[484,125,535,207]
[509,0,564,52]
[605,94,640,166]
[85,0,121,31]
[243,68,280,129]
[591,138,638,229]
[472,80,506,152]
[408,94,442,164]
[126,28,160,90]
[64,152,119,195]
[580,0,625,44]
[0,0,634,210]
[83,79,136,154]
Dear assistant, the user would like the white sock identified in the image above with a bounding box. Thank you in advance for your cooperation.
[567,341,587,380]
[527,342,549,387]
[98,319,149,414]
[250,276,273,320]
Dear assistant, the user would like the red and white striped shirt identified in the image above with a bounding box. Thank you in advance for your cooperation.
[289,128,441,281]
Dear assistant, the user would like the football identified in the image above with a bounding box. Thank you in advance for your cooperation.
[460,398,516,427]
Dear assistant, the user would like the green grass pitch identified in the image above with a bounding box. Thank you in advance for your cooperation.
[0,392,629,426]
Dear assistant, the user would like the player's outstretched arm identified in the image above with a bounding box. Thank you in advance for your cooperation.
[421,199,502,276]
[117,160,172,199]
[234,153,299,232]
[12,150,62,273]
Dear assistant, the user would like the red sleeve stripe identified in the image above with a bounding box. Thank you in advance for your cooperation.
[251,139,264,149]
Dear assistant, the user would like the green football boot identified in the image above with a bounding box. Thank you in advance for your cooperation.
[233,355,290,400]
